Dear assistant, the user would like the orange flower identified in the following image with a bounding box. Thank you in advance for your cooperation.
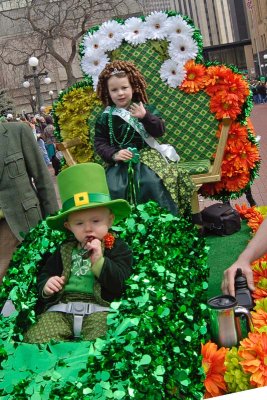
[235,203,252,219]
[205,66,249,105]
[200,180,225,196]
[252,258,267,285]
[251,309,267,329]
[201,341,228,397]
[223,73,250,104]
[210,92,241,120]
[103,232,115,249]
[205,65,233,96]
[225,122,250,143]
[223,172,250,192]
[180,60,208,93]
[248,213,264,233]
[239,332,267,387]
[252,287,267,301]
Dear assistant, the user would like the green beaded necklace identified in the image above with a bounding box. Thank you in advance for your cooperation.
[108,106,136,148]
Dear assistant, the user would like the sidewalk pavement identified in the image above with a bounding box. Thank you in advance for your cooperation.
[50,103,267,209]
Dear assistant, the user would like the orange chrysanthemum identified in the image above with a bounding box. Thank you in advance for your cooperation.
[223,172,250,192]
[180,60,208,93]
[210,92,241,120]
[205,66,249,105]
[223,73,250,104]
[252,287,267,301]
[205,65,233,95]
[225,140,259,174]
[200,180,225,196]
[225,122,250,144]
[247,213,264,233]
[235,203,254,219]
[201,341,228,398]
[252,258,267,285]
[239,332,267,387]
[251,309,267,330]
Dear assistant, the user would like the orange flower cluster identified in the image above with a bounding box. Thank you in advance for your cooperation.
[202,122,260,195]
[103,232,115,249]
[235,203,264,233]
[180,62,249,120]
[201,341,228,398]
[239,332,267,387]
[180,61,259,197]
[202,209,267,395]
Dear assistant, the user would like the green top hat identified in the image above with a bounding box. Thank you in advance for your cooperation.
[46,163,131,231]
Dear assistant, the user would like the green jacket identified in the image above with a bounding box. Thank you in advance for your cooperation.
[0,122,59,240]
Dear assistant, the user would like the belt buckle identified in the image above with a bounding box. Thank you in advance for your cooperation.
[71,302,86,315]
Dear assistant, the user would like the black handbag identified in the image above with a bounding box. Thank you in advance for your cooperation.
[201,203,241,236]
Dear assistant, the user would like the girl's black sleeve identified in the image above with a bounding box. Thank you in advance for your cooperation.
[94,114,118,162]
[140,104,165,137]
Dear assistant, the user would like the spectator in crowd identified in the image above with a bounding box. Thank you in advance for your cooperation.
[0,121,59,282]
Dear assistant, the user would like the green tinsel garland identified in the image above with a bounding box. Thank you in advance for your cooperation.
[0,202,209,399]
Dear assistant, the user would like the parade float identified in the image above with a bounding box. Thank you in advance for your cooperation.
[0,11,265,399]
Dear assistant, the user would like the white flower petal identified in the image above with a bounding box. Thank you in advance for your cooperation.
[81,52,110,77]
[168,35,198,62]
[160,59,186,88]
[83,31,104,54]
[97,20,124,51]
[165,15,194,40]
[123,17,148,46]
[145,11,168,40]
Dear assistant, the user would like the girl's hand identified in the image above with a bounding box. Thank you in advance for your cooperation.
[113,149,133,161]
[43,275,65,296]
[84,238,103,265]
[129,102,146,119]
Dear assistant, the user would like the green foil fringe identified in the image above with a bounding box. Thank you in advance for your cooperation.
[0,202,210,399]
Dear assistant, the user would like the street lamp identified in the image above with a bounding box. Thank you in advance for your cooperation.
[22,56,51,112]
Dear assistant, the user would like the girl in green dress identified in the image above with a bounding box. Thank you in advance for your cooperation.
[94,60,195,216]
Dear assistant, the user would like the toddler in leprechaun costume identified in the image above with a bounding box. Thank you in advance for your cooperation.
[24,163,133,343]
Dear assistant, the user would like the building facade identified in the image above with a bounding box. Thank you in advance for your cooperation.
[0,0,266,113]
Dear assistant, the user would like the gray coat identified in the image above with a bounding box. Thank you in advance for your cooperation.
[0,122,59,240]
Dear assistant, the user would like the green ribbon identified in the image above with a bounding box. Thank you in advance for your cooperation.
[62,193,111,212]
[124,147,140,164]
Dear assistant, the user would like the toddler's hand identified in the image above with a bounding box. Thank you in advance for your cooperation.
[129,102,146,119]
[113,149,133,161]
[84,238,103,265]
[43,275,65,296]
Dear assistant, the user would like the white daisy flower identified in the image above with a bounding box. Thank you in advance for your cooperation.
[83,31,104,54]
[97,20,124,51]
[123,17,147,46]
[159,59,186,88]
[145,11,168,40]
[81,52,109,78]
[165,15,194,40]
[168,35,198,63]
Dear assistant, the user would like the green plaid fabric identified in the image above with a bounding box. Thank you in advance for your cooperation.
[179,159,211,174]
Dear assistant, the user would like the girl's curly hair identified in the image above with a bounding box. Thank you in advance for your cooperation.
[96,60,148,106]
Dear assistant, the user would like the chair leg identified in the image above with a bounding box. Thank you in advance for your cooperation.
[191,190,203,226]
[245,187,257,207]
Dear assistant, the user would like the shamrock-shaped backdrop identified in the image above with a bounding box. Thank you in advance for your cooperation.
[0,10,261,399]
[53,10,260,200]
